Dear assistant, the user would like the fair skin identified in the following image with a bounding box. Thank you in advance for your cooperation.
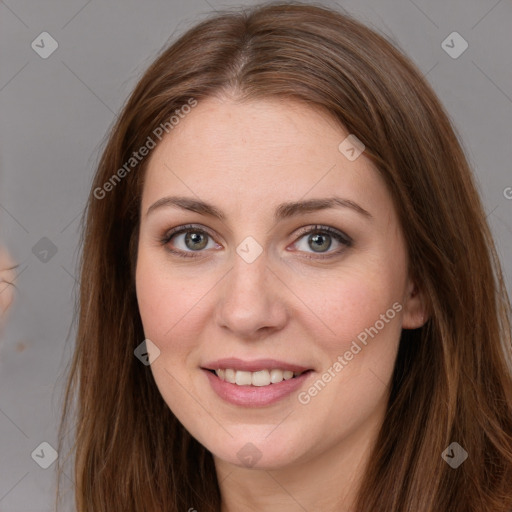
[0,247,14,321]
[135,96,427,512]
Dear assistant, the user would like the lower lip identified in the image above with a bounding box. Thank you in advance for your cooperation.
[202,369,313,407]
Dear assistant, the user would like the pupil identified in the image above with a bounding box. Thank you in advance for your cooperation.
[309,233,331,252]
[185,231,207,250]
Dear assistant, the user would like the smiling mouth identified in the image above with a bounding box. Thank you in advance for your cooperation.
[206,368,312,387]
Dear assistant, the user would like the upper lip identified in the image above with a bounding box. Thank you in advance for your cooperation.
[202,357,311,373]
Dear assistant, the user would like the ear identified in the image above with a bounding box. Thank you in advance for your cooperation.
[401,276,429,329]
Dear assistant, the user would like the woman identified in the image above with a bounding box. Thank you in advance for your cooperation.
[57,3,512,511]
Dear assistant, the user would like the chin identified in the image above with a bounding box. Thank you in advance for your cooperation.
[203,429,308,470]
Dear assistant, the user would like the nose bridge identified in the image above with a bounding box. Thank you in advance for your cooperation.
[226,245,271,307]
[228,246,270,296]
[215,242,287,337]
[227,231,270,293]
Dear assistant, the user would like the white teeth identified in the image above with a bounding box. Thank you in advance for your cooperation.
[235,370,252,386]
[214,368,303,386]
[252,370,271,386]
[270,369,283,383]
[224,368,236,384]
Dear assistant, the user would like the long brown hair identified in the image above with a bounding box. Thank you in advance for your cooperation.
[57,3,512,511]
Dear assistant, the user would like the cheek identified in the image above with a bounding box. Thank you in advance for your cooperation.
[293,266,404,446]
[136,251,205,344]
[301,257,406,357]
[135,254,207,425]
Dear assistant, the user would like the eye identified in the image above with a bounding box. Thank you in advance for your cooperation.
[160,223,352,260]
[291,225,352,258]
[160,224,220,258]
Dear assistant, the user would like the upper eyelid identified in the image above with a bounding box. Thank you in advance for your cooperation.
[163,224,217,241]
[295,224,352,243]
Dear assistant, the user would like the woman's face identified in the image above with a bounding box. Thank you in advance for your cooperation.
[136,96,425,470]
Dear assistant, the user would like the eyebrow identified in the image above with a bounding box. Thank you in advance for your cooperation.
[146,195,372,221]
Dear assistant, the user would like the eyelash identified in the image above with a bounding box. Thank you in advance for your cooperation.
[159,224,352,260]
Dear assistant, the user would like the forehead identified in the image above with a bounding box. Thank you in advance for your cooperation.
[148,96,346,164]
[141,96,390,219]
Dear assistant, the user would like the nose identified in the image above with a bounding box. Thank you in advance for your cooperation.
[214,248,289,340]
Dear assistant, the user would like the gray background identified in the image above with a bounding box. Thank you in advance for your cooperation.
[0,0,511,510]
